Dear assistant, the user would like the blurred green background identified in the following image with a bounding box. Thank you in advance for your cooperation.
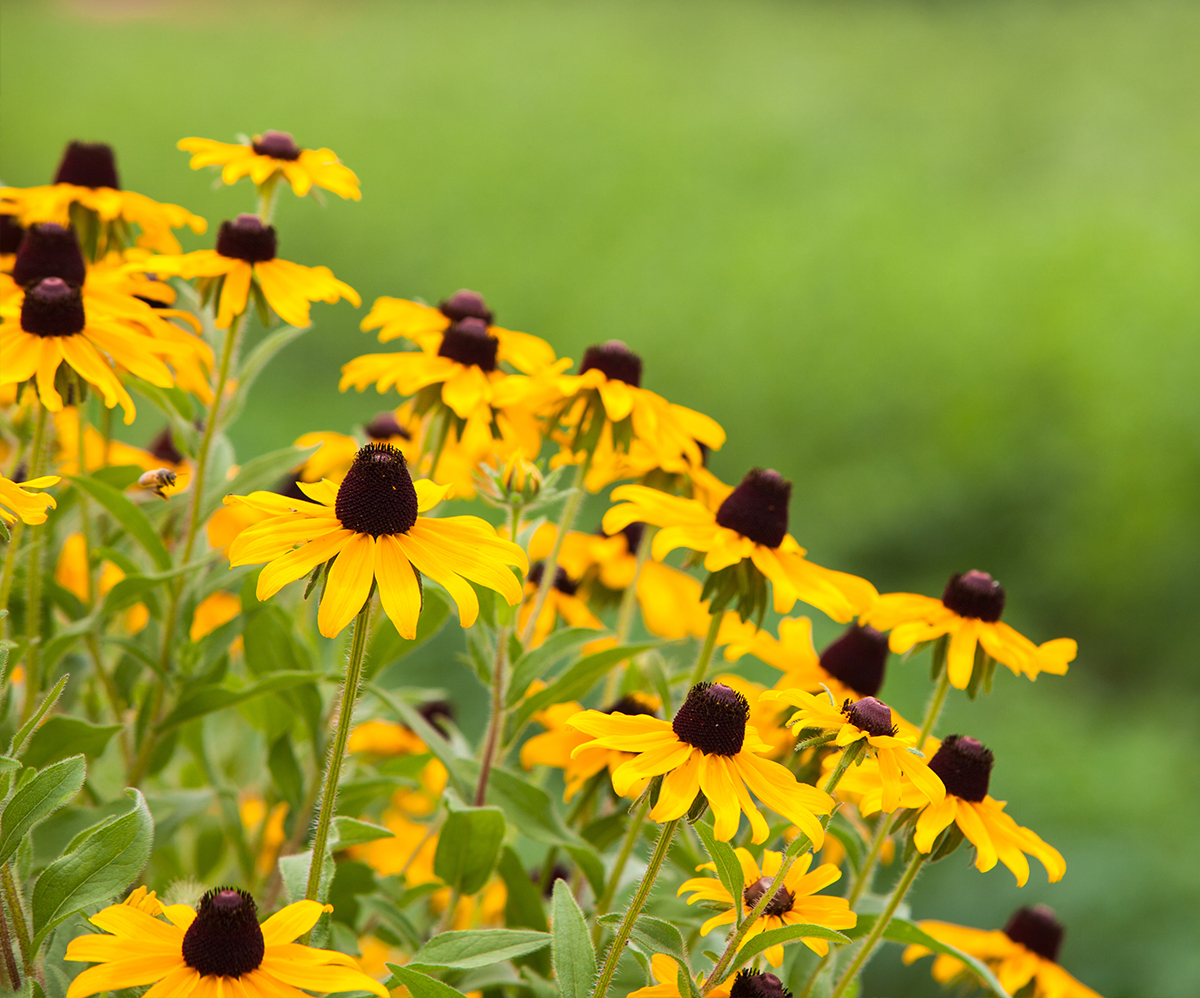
[3,0,1198,994]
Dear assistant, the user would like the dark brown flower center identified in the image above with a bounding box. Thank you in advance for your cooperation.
[334,443,419,536]
[527,561,578,596]
[418,699,455,735]
[251,130,301,161]
[614,521,645,554]
[841,696,897,738]
[1003,905,1064,962]
[439,289,494,325]
[730,970,791,998]
[820,624,888,697]
[605,695,657,718]
[147,427,184,466]
[365,411,410,441]
[742,876,795,917]
[21,278,85,337]
[580,340,642,387]
[215,214,277,263]
[437,316,498,371]
[715,468,791,549]
[54,141,120,189]
[927,734,993,802]
[942,570,1006,622]
[13,223,86,288]
[180,888,264,978]
[672,682,748,756]
[0,215,24,255]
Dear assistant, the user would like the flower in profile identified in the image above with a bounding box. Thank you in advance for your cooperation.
[862,570,1077,689]
[903,906,1102,998]
[603,469,877,623]
[189,590,242,642]
[628,953,733,998]
[178,132,362,199]
[225,442,527,637]
[679,848,856,965]
[350,810,439,884]
[0,471,58,524]
[517,560,605,648]
[64,888,387,998]
[567,681,833,844]
[144,213,359,329]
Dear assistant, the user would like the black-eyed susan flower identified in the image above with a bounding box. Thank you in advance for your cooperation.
[0,471,58,524]
[350,809,439,884]
[628,953,733,998]
[55,533,149,632]
[145,213,359,329]
[189,590,242,642]
[517,560,605,648]
[179,132,362,200]
[64,887,387,998]
[225,442,527,638]
[0,214,24,267]
[862,570,1077,690]
[760,690,943,813]
[903,906,1102,998]
[603,469,877,623]
[566,681,833,844]
[679,848,856,965]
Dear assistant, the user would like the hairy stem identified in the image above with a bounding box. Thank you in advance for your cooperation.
[474,621,510,806]
[519,459,589,645]
[20,402,50,721]
[918,642,952,745]
[688,610,723,687]
[0,866,31,976]
[604,525,655,701]
[592,793,651,939]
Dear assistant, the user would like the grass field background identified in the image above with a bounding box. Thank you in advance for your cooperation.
[3,1,1198,993]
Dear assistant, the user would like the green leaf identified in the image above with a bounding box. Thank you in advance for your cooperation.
[31,788,154,945]
[222,325,309,429]
[66,475,171,571]
[693,821,744,922]
[497,846,549,932]
[155,671,319,733]
[410,929,552,969]
[99,575,163,618]
[332,816,394,848]
[367,683,472,799]
[268,734,303,809]
[506,628,603,707]
[386,965,470,998]
[725,923,851,977]
[0,755,86,866]
[434,799,506,896]
[279,848,335,906]
[878,917,1012,998]
[550,879,595,998]
[204,443,319,522]
[8,675,69,756]
[21,718,120,769]
[365,589,451,681]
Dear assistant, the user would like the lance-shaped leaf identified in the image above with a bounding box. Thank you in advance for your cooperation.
[725,922,852,977]
[693,821,745,924]
[386,966,471,998]
[551,879,595,998]
[409,929,552,969]
[22,719,120,769]
[0,755,86,866]
[66,475,171,571]
[155,671,319,733]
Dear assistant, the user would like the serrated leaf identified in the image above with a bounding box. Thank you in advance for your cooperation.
[155,671,318,733]
[551,879,595,998]
[386,965,471,998]
[21,718,120,769]
[409,929,552,969]
[66,475,171,570]
[0,755,86,866]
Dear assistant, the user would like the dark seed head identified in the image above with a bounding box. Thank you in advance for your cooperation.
[715,468,791,549]
[334,443,419,537]
[215,214,277,263]
[730,969,792,998]
[927,734,993,802]
[1,214,26,256]
[437,316,499,371]
[54,141,120,189]
[1003,905,1064,963]
[743,876,795,917]
[617,521,644,554]
[527,561,578,596]
[580,340,643,387]
[147,427,184,466]
[942,570,1006,622]
[21,278,85,337]
[417,700,455,736]
[841,697,897,738]
[365,411,410,441]
[531,862,571,898]
[672,682,748,756]
[12,222,86,287]
[819,624,888,697]
[605,695,657,718]
[251,130,302,161]
[439,290,494,325]
[180,887,265,978]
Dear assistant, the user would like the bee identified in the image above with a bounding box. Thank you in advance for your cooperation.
[138,468,177,500]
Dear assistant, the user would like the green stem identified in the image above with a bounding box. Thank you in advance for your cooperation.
[918,647,952,746]
[0,866,31,975]
[0,521,25,639]
[592,793,651,936]
[604,524,654,701]
[20,403,50,722]
[519,459,589,645]
[593,818,678,998]
[474,621,510,806]
[688,610,723,687]
[828,852,926,998]
[85,634,131,768]
[845,812,893,909]
[0,897,19,992]
[257,174,282,222]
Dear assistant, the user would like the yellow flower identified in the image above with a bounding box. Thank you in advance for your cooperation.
[52,407,174,477]
[0,472,58,524]
[348,719,428,756]
[679,848,856,965]
[432,877,508,930]
[179,133,362,200]
[189,591,241,642]
[225,442,527,638]
[121,886,164,916]
[517,561,605,648]
[350,810,438,884]
[55,536,150,632]
[567,682,833,845]
[603,471,877,623]
[64,888,387,998]
[628,953,732,998]
[144,214,359,330]
[903,907,1102,998]
[862,571,1077,690]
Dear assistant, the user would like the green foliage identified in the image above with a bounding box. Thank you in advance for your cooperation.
[0,756,86,866]
[549,880,595,998]
[434,797,506,897]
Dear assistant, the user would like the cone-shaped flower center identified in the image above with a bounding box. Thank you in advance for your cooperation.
[12,222,85,288]
[21,278,85,337]
[672,682,748,756]
[1003,904,1064,962]
[580,340,642,387]
[743,877,795,917]
[605,695,657,717]
[715,468,791,548]
[334,443,419,537]
[54,141,120,189]
[927,734,993,802]
[0,215,24,255]
[215,214,277,263]
[439,289,495,326]
[730,969,792,998]
[438,316,499,371]
[820,624,888,697]
[147,427,185,466]
[365,411,410,441]
[942,570,1006,622]
[252,130,302,161]
[841,696,897,738]
[527,561,578,596]
[417,699,455,735]
[613,521,645,554]
[180,888,265,978]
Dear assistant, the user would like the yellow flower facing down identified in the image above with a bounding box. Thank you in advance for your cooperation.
[179,132,362,200]
[862,570,1077,690]
[144,214,359,329]
[64,888,387,998]
[0,472,58,524]
[629,953,732,998]
[903,907,1103,998]
[567,681,833,845]
[189,590,241,642]
[679,848,856,965]
[603,470,878,623]
[225,442,527,638]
